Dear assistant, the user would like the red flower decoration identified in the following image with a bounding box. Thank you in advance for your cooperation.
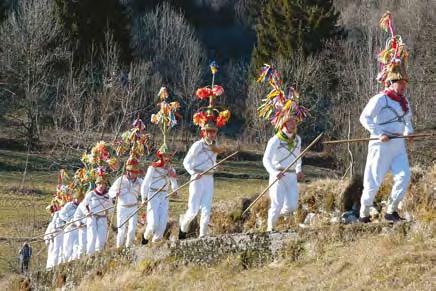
[212,85,224,96]
[216,116,226,127]
[196,87,212,100]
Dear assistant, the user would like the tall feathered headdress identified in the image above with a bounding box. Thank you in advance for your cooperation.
[150,86,181,154]
[257,64,309,129]
[376,11,409,85]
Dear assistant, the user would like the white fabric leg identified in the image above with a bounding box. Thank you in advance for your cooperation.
[153,195,169,242]
[86,217,97,255]
[117,206,138,248]
[387,151,411,214]
[267,176,285,231]
[126,207,137,247]
[199,176,214,237]
[76,227,87,258]
[360,142,392,217]
[46,241,54,269]
[145,194,160,240]
[95,217,108,252]
[280,173,299,215]
[180,179,203,233]
[63,229,78,262]
[52,232,63,266]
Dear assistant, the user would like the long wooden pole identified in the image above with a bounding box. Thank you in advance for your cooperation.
[322,133,435,145]
[164,151,239,199]
[32,205,115,240]
[118,151,238,228]
[242,133,324,216]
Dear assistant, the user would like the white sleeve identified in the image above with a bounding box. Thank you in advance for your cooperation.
[359,96,384,136]
[169,168,178,191]
[183,142,200,175]
[44,219,54,242]
[295,136,303,174]
[262,137,279,176]
[79,192,92,214]
[141,167,153,202]
[403,98,414,135]
[108,177,122,199]
[58,204,69,222]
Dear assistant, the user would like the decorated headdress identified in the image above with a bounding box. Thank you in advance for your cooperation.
[125,156,141,173]
[150,87,181,167]
[377,11,409,85]
[151,87,180,155]
[192,61,231,132]
[117,118,150,159]
[257,64,309,130]
[95,167,109,185]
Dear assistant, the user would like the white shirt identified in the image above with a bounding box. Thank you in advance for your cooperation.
[80,190,113,215]
[73,205,87,227]
[44,212,62,242]
[108,176,143,206]
[360,93,413,137]
[263,134,302,176]
[183,139,217,176]
[141,166,178,202]
[58,201,78,223]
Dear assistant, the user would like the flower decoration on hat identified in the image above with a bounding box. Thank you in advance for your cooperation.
[150,87,181,166]
[117,117,151,159]
[257,64,309,130]
[192,61,231,130]
[376,11,409,85]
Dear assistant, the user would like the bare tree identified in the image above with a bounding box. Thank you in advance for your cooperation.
[130,2,205,133]
[0,0,69,148]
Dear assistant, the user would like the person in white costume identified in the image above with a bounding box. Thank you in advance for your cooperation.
[58,191,82,262]
[109,159,143,248]
[141,146,178,244]
[263,118,304,231]
[179,121,220,239]
[44,204,64,269]
[80,175,113,255]
[72,201,87,259]
[359,75,413,223]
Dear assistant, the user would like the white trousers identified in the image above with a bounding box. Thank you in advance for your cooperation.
[73,225,87,259]
[144,192,168,242]
[62,228,78,262]
[86,216,108,255]
[45,239,54,269]
[180,175,214,237]
[267,172,298,231]
[116,205,138,248]
[360,139,411,217]
[46,231,63,268]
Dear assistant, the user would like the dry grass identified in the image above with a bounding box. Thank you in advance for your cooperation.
[75,220,435,291]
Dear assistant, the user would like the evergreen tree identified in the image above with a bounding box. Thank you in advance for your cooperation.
[54,0,131,65]
[251,0,340,69]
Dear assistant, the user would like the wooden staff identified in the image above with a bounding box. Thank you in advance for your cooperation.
[117,151,239,228]
[242,133,324,216]
[322,133,435,145]
[32,205,115,240]
[164,151,239,199]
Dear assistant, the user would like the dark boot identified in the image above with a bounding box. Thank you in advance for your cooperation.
[141,236,149,245]
[384,211,405,223]
[178,228,187,240]
[359,216,371,223]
